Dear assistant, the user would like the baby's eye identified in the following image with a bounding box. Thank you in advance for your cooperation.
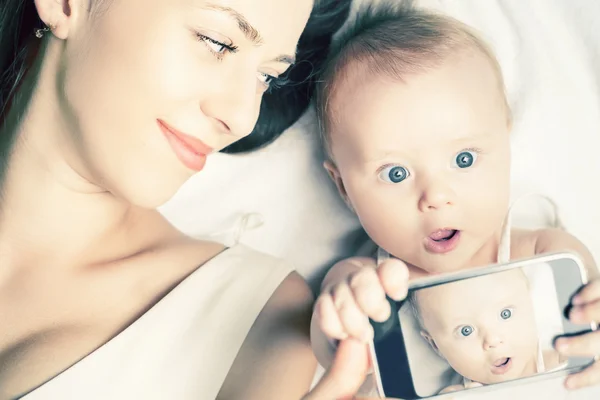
[500,308,512,320]
[453,150,478,169]
[379,165,410,183]
[459,325,474,337]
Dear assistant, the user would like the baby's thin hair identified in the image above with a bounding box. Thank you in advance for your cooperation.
[314,2,510,158]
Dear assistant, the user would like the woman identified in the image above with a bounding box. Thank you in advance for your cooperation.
[0,0,351,398]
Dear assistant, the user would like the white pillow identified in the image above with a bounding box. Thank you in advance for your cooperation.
[161,0,600,291]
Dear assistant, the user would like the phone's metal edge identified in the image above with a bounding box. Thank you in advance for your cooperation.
[434,366,584,399]
[407,251,585,291]
[369,340,386,398]
[371,251,595,399]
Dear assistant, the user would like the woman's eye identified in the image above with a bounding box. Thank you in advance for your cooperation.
[379,165,410,183]
[500,308,512,320]
[257,72,276,85]
[454,150,478,169]
[460,325,474,337]
[195,33,237,56]
[206,40,226,54]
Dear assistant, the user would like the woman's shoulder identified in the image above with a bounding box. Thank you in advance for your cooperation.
[164,233,294,275]
[144,234,304,309]
[215,245,316,400]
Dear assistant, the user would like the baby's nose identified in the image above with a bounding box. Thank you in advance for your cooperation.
[483,334,504,350]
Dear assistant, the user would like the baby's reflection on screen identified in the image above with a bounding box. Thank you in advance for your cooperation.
[404,265,568,394]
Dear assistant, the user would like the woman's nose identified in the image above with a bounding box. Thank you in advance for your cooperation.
[200,70,261,138]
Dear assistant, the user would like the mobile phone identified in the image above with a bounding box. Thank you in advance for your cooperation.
[369,252,597,399]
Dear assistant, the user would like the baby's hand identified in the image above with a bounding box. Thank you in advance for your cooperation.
[555,278,600,389]
[315,257,409,342]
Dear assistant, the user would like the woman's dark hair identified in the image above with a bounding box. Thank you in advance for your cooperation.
[0,0,351,149]
[0,0,45,120]
[222,0,352,154]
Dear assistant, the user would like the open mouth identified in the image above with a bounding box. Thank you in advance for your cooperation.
[424,229,461,254]
[429,229,458,242]
[491,357,513,375]
[494,358,510,367]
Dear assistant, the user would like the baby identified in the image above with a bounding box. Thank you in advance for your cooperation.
[408,268,565,393]
[309,2,598,378]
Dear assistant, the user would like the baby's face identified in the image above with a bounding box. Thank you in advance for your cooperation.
[416,269,539,384]
[326,50,511,273]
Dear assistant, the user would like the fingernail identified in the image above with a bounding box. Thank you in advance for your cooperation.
[572,295,583,306]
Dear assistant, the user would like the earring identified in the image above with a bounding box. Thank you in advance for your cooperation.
[35,24,55,39]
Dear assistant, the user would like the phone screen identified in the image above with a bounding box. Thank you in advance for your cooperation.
[370,254,597,399]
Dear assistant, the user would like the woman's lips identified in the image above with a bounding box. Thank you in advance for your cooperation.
[158,119,213,172]
[424,229,460,254]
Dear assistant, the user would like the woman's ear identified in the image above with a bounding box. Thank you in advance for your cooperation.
[420,330,443,359]
[34,0,81,40]
[323,160,355,213]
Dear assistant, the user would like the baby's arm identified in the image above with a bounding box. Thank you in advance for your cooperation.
[310,247,409,370]
[534,228,598,278]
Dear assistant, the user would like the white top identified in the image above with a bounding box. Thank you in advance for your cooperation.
[21,244,293,400]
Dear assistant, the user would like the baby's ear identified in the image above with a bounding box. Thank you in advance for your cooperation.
[420,331,443,358]
[323,161,354,213]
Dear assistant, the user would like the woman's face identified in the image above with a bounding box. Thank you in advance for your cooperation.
[40,0,312,207]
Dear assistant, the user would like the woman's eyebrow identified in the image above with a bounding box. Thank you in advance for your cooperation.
[198,2,297,65]
[201,3,264,45]
[273,54,296,65]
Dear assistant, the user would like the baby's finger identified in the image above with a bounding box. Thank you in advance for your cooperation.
[377,259,409,301]
[332,283,373,341]
[302,339,371,400]
[556,329,600,357]
[438,385,463,394]
[316,293,348,340]
[349,268,391,322]
[573,279,600,306]
[568,299,600,325]
[564,359,600,390]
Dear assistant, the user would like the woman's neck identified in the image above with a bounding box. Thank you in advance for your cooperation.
[0,40,174,278]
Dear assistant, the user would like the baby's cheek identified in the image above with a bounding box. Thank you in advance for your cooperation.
[450,340,480,363]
